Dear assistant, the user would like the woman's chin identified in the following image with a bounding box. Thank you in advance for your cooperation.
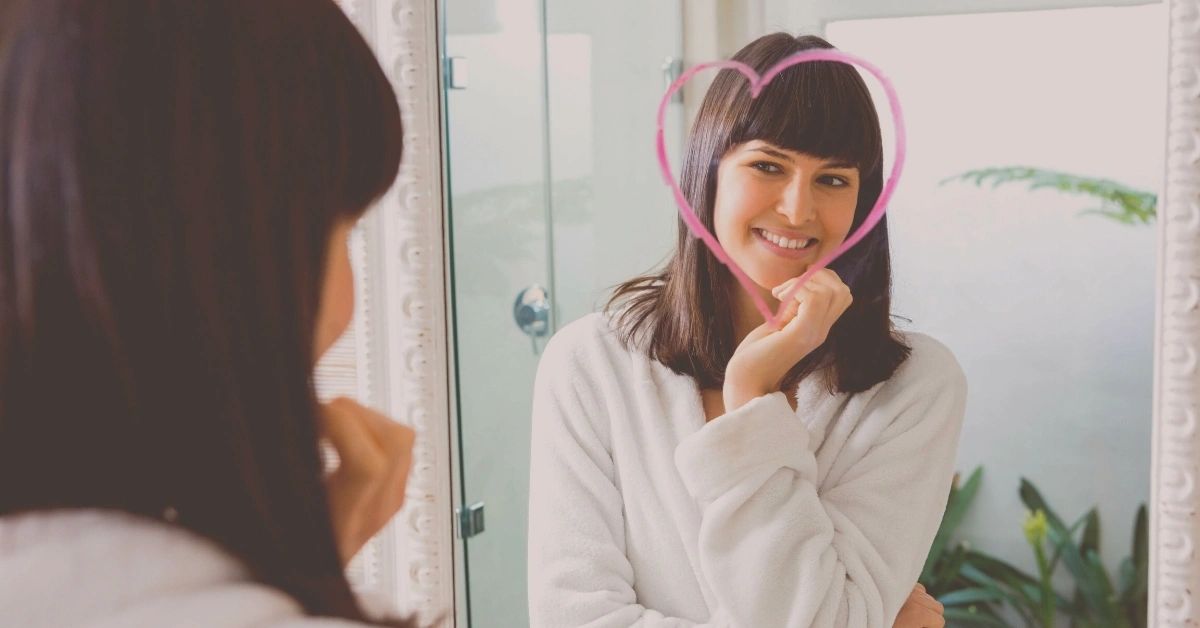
[728,253,809,295]
[748,266,807,291]
[741,272,791,297]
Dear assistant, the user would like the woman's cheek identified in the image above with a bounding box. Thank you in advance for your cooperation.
[329,242,355,336]
[315,229,357,360]
[712,176,746,246]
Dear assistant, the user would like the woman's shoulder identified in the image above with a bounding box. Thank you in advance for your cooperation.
[533,311,668,414]
[815,331,967,440]
[544,311,622,352]
[0,509,386,628]
[540,312,644,372]
[886,330,968,396]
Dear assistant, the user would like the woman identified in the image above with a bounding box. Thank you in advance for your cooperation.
[527,33,965,627]
[0,1,416,625]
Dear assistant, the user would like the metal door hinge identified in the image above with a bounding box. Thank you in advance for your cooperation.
[446,56,469,90]
[457,501,485,539]
[662,56,683,103]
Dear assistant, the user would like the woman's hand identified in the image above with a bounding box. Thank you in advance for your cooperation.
[893,584,946,628]
[722,268,852,412]
[320,397,416,566]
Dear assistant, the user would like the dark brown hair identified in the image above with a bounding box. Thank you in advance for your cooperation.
[609,33,910,395]
[0,0,410,625]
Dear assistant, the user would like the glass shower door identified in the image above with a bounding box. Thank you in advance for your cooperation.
[442,0,682,625]
[442,0,551,626]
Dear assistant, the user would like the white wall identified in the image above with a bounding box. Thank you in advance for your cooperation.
[827,4,1164,575]
[765,0,1160,33]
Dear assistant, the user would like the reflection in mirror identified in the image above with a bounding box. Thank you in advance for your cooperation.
[441,2,1165,626]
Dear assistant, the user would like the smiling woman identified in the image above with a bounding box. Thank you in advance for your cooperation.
[523,33,964,628]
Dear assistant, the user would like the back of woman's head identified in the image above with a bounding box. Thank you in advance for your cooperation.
[0,0,405,623]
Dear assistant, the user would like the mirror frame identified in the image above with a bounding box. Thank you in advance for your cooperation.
[344,0,1194,624]
[333,0,457,624]
[1150,0,1200,623]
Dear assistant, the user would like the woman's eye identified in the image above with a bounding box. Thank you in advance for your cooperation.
[819,175,851,187]
[750,161,783,174]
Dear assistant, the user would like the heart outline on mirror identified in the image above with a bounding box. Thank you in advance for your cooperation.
[655,50,907,329]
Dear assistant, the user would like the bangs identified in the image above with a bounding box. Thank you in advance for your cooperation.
[730,61,882,174]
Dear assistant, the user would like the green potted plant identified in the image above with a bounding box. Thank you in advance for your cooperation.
[920,469,1147,627]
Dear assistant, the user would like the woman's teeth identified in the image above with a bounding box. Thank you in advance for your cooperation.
[758,229,815,250]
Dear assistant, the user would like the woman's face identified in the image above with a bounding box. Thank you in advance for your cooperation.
[314,220,356,361]
[713,140,860,294]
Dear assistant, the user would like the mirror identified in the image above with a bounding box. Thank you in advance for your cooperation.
[436,1,1167,626]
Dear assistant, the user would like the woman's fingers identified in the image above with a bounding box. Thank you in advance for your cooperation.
[918,609,946,628]
[893,585,946,628]
[776,275,843,349]
[724,268,853,413]
[339,399,415,475]
[350,401,414,530]
[771,277,796,300]
[321,398,386,480]
[914,593,944,614]
[771,288,803,330]
[894,607,942,628]
[320,398,415,565]
[774,270,851,315]
[909,584,944,614]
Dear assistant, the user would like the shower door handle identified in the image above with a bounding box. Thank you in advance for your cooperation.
[513,284,550,354]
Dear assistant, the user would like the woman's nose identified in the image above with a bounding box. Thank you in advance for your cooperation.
[777,176,817,224]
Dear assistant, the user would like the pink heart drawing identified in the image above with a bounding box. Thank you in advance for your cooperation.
[655,50,907,329]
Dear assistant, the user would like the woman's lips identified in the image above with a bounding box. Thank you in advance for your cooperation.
[753,228,818,260]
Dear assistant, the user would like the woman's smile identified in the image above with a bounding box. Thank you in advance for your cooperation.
[752,227,821,260]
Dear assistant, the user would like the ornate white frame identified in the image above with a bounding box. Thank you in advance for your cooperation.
[330,0,457,625]
[328,0,1198,625]
[1151,0,1200,625]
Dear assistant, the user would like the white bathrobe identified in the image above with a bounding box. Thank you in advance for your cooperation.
[0,509,394,627]
[527,313,967,628]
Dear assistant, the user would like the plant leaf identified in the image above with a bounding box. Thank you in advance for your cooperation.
[1020,479,1115,620]
[1079,509,1101,556]
[933,544,971,593]
[1132,504,1148,598]
[959,563,1036,625]
[940,166,1157,225]
[1116,558,1135,599]
[1126,504,1149,628]
[939,587,1010,607]
[923,467,984,583]
[960,554,1058,625]
[1049,511,1094,573]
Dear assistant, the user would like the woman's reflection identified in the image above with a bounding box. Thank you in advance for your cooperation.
[528,33,964,628]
